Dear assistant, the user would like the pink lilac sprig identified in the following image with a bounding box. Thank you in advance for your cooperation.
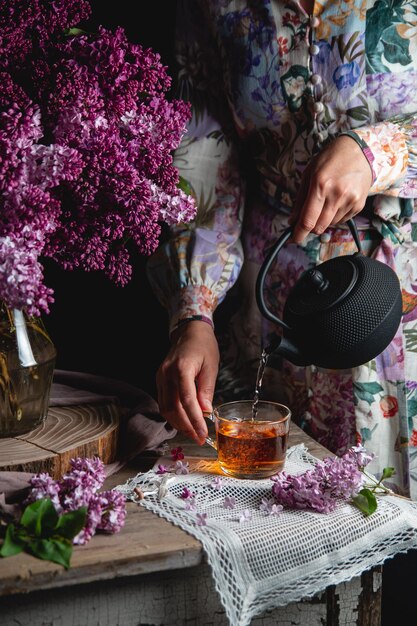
[25,456,126,545]
[271,445,395,516]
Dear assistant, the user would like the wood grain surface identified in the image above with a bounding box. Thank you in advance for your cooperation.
[0,403,120,478]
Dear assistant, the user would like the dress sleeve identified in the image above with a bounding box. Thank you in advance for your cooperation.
[342,114,417,198]
[146,0,245,335]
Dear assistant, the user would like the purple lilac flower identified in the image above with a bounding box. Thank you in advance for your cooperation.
[210,477,223,490]
[171,447,184,461]
[180,487,195,500]
[174,461,189,475]
[0,1,196,315]
[239,509,252,523]
[24,456,126,546]
[156,464,171,475]
[73,492,104,545]
[196,512,208,527]
[259,497,283,516]
[223,496,236,509]
[59,456,106,510]
[271,447,367,513]
[96,490,127,534]
[25,472,62,513]
[184,498,197,511]
[348,444,374,469]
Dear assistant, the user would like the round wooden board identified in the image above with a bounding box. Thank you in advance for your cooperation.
[0,403,120,478]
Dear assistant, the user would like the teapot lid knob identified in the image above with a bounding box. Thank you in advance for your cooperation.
[307,269,329,293]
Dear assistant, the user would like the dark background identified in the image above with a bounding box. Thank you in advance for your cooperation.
[44,1,178,398]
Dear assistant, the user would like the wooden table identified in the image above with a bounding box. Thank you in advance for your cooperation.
[0,424,381,626]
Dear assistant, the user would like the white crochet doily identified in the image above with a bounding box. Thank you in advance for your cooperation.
[116,445,417,626]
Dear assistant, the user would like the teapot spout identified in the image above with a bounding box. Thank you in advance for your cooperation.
[265,336,311,367]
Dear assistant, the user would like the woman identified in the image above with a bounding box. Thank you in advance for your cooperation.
[148,0,417,497]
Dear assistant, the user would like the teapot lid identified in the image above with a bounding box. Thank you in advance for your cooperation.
[285,255,358,316]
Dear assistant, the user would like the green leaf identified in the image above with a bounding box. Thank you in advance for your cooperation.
[366,2,393,56]
[366,47,390,75]
[27,539,73,569]
[177,175,194,197]
[353,382,384,405]
[352,488,378,516]
[20,499,59,537]
[55,507,88,540]
[347,105,370,122]
[381,25,411,66]
[0,524,25,557]
[381,467,396,480]
[64,27,87,36]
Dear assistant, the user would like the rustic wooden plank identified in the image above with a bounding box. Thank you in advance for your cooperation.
[0,562,380,626]
[0,504,203,596]
[0,403,120,478]
[357,567,383,626]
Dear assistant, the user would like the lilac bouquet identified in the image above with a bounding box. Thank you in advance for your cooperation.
[0,456,126,568]
[26,456,126,545]
[0,0,195,315]
[271,445,396,515]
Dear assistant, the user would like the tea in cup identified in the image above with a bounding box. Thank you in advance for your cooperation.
[204,400,291,479]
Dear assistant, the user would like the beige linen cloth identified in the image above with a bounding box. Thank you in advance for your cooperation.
[0,369,175,514]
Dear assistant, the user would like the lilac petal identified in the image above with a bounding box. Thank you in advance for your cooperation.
[223,496,236,509]
[174,461,190,475]
[239,509,252,523]
[196,512,208,526]
[211,477,223,491]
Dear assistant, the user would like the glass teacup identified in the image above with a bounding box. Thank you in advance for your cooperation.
[204,400,291,479]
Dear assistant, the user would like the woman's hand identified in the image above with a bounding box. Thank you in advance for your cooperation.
[156,320,220,444]
[291,135,373,244]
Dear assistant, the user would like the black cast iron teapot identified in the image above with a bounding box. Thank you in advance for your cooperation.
[255,219,403,369]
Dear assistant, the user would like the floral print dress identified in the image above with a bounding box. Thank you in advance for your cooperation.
[148,0,417,498]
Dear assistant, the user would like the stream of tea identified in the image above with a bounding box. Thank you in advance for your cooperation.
[252,348,270,420]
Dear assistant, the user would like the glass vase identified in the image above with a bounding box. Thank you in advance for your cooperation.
[0,303,56,437]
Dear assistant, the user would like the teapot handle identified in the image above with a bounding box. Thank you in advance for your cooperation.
[255,218,362,328]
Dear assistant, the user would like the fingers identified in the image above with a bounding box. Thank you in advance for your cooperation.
[330,203,362,225]
[196,359,218,415]
[178,368,208,441]
[156,321,220,445]
[291,135,373,244]
[293,180,365,243]
[292,181,326,244]
[157,363,205,444]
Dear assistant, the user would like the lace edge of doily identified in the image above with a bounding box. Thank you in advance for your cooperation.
[123,491,417,626]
